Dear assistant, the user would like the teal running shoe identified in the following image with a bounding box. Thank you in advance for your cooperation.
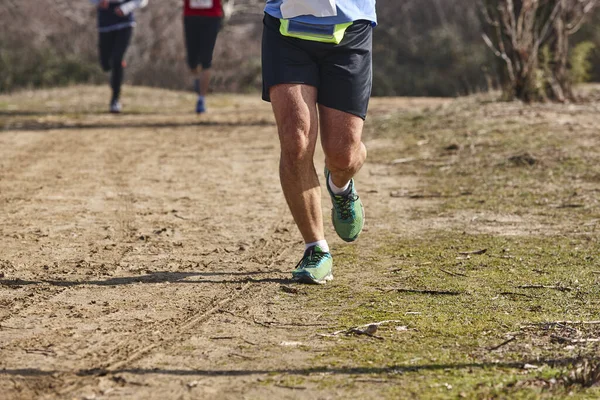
[325,168,365,242]
[292,245,333,284]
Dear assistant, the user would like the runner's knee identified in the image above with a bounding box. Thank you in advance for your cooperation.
[326,151,355,172]
[323,139,365,172]
[279,127,314,163]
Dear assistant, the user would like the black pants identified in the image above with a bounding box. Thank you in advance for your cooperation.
[99,27,133,101]
[183,16,222,70]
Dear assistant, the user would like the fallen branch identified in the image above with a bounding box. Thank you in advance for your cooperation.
[253,317,329,329]
[556,203,584,209]
[530,320,600,326]
[392,288,462,296]
[439,268,468,277]
[517,284,572,292]
[499,291,537,299]
[551,335,600,344]
[354,378,389,383]
[488,336,517,351]
[390,191,444,199]
[280,285,301,294]
[318,320,404,340]
[274,384,307,390]
[458,249,487,255]
[229,352,256,360]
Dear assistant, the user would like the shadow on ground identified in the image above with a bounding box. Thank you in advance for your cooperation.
[2,356,594,378]
[0,271,291,287]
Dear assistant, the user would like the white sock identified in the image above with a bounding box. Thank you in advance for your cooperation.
[305,240,329,253]
[328,175,351,195]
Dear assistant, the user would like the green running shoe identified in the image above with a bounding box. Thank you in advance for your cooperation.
[325,168,365,242]
[292,245,333,284]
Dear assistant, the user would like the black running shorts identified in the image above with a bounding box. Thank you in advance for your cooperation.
[261,13,373,120]
[184,15,222,70]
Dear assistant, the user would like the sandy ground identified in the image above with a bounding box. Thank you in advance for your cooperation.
[0,87,454,399]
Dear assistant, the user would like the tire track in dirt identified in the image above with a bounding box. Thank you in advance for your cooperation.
[0,91,301,399]
[54,212,297,397]
[0,131,91,329]
[0,129,147,330]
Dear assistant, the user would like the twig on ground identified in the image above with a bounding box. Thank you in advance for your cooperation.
[253,316,329,328]
[318,320,404,340]
[390,288,462,295]
[517,284,572,292]
[354,378,389,383]
[24,348,55,356]
[229,352,256,360]
[345,327,384,340]
[488,336,517,351]
[499,291,537,299]
[551,335,600,344]
[252,317,271,328]
[458,249,487,255]
[280,285,301,294]
[390,191,444,199]
[557,203,584,209]
[274,384,307,390]
[438,268,468,277]
[553,323,579,333]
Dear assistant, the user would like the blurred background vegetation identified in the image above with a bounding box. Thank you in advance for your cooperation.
[1,0,598,97]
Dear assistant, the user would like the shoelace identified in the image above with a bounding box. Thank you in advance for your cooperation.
[334,192,359,220]
[295,247,328,270]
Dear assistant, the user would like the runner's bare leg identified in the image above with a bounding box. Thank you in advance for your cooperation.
[270,84,324,244]
[319,105,367,188]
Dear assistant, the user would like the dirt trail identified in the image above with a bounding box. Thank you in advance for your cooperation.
[0,87,448,399]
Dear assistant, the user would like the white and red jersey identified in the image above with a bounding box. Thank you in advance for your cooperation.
[184,0,223,17]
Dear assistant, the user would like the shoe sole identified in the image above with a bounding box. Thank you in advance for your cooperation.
[331,206,365,243]
[292,271,333,285]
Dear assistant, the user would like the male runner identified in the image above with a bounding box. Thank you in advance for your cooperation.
[262,0,377,284]
[90,0,148,113]
[183,0,224,114]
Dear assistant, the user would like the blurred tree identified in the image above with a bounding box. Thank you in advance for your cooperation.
[480,0,598,102]
[1,0,599,96]
[373,0,496,97]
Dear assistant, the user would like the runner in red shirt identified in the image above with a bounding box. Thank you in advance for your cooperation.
[183,0,224,113]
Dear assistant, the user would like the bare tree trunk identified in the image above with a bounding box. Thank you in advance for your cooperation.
[480,0,598,102]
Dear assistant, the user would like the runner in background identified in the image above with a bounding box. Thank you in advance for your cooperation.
[183,0,224,114]
[90,0,148,113]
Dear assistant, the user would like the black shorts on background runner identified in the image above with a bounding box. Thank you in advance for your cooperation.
[261,13,373,120]
[184,16,222,70]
